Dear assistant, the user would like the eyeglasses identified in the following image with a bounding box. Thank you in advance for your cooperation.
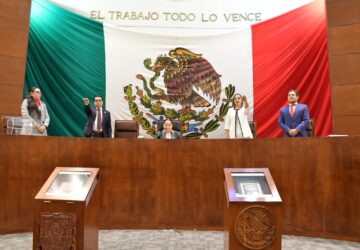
[94,99,102,102]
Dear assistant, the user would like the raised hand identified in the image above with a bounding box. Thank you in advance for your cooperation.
[83,97,89,106]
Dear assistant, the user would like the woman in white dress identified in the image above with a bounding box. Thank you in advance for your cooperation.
[224,93,253,139]
[21,87,50,136]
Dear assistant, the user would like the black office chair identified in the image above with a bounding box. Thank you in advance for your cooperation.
[306,118,315,137]
[114,120,139,138]
[248,121,256,138]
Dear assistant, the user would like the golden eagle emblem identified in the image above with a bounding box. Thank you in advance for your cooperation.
[151,47,221,108]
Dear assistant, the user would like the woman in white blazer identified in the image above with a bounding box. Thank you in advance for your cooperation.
[224,93,253,139]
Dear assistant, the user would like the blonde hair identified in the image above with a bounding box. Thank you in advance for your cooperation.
[232,93,243,108]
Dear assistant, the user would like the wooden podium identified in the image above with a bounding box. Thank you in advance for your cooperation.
[224,168,282,250]
[33,167,100,250]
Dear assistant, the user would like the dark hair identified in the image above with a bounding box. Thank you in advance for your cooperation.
[28,87,40,96]
[231,93,243,108]
[93,96,103,101]
[158,119,173,132]
[288,89,299,96]
[27,87,41,119]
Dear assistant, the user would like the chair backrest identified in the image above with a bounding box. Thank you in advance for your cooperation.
[248,121,256,138]
[306,118,315,137]
[114,120,139,138]
[157,120,182,133]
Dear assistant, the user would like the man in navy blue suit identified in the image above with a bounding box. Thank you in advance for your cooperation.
[278,89,309,137]
[83,96,112,138]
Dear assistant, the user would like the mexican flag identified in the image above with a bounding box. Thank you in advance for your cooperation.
[25,0,332,138]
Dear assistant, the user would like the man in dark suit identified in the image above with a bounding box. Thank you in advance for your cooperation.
[278,89,309,137]
[83,96,112,138]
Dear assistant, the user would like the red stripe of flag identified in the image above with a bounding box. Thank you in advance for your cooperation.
[252,0,332,137]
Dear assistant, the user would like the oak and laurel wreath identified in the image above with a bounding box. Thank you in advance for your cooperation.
[124,83,235,139]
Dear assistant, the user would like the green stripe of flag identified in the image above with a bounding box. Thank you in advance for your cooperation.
[24,0,106,136]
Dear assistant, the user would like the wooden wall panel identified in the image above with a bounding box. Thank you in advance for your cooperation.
[331,83,360,134]
[0,27,28,57]
[333,116,360,134]
[0,0,31,117]
[327,0,360,135]
[326,0,360,27]
[0,0,32,30]
[328,24,360,55]
[0,56,27,85]
[332,85,360,115]
[0,86,23,115]
[329,54,360,85]
[0,136,359,242]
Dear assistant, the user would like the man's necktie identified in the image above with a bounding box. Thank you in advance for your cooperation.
[290,104,295,117]
[97,109,102,130]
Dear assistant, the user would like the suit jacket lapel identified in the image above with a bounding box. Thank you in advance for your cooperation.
[102,110,106,123]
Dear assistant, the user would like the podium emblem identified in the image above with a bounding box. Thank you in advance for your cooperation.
[234,206,276,249]
[38,212,77,249]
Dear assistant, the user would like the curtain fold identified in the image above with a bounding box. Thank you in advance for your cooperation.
[252,0,332,137]
[24,0,105,136]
